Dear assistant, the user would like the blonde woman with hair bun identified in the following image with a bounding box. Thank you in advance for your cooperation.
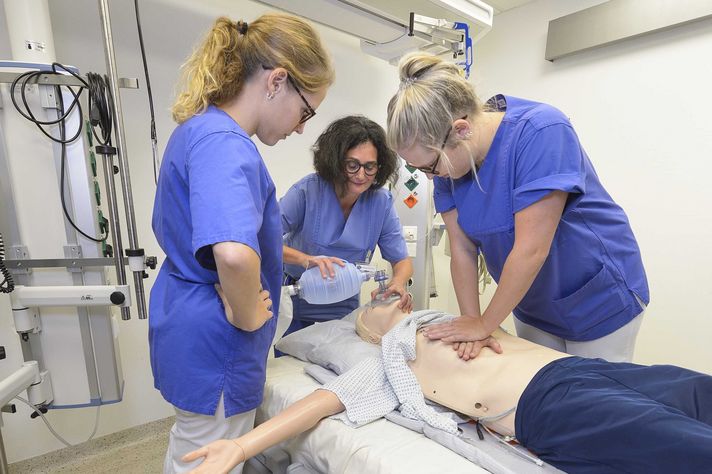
[150,13,333,473]
[387,52,648,363]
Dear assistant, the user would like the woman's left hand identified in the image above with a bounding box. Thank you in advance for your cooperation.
[452,337,502,360]
[371,281,413,313]
[422,315,491,342]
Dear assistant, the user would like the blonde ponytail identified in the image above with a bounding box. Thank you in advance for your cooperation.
[172,13,334,124]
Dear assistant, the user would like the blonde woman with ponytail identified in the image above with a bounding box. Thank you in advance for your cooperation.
[150,13,333,473]
[387,52,648,364]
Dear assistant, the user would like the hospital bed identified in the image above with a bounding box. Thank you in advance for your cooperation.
[246,307,564,474]
[247,355,489,473]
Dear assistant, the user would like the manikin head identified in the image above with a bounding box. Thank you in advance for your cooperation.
[355,298,409,344]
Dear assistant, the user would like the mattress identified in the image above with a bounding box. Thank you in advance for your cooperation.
[256,356,489,473]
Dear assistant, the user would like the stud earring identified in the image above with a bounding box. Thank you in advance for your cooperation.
[266,91,275,100]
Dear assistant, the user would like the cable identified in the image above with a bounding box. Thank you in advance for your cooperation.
[10,67,85,144]
[134,0,160,185]
[9,63,109,242]
[480,423,544,466]
[56,90,109,243]
[86,72,114,147]
[0,232,15,293]
[14,396,101,448]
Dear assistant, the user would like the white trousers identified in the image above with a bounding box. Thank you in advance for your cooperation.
[164,394,256,474]
[514,309,645,363]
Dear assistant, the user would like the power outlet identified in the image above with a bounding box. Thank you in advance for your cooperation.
[403,225,418,242]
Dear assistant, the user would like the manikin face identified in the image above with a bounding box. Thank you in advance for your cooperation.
[343,141,378,197]
[355,298,408,344]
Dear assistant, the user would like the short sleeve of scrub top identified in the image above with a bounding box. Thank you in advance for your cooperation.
[377,193,409,264]
[433,177,456,214]
[188,132,265,270]
[280,182,307,237]
[512,122,587,213]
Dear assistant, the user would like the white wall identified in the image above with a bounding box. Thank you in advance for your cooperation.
[2,0,711,464]
[0,0,399,463]
[468,0,712,373]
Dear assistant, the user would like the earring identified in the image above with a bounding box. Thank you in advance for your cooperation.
[266,91,275,100]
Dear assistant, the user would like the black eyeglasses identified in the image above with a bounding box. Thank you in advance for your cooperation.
[344,159,379,176]
[286,75,316,125]
[406,115,468,175]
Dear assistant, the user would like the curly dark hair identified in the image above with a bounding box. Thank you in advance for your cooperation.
[313,115,399,191]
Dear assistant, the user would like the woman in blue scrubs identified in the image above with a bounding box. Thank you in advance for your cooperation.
[150,14,333,472]
[280,116,413,334]
[386,53,648,362]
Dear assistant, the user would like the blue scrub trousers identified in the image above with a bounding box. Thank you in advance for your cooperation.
[515,357,712,474]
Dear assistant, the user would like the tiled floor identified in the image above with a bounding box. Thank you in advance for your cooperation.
[8,417,172,474]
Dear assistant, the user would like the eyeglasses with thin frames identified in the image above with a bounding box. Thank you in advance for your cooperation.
[406,115,468,176]
[286,75,316,125]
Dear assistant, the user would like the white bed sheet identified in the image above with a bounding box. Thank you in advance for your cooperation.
[258,356,489,474]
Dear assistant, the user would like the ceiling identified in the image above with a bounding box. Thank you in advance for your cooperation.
[354,0,535,21]
[485,0,535,14]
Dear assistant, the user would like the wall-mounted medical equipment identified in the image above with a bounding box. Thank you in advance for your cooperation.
[285,262,388,305]
[254,0,493,76]
[393,164,447,311]
[0,0,157,469]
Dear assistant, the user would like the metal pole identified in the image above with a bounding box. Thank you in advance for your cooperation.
[99,150,130,320]
[0,428,8,474]
[97,0,147,319]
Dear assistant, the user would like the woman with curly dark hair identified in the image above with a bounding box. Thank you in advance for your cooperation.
[280,115,413,334]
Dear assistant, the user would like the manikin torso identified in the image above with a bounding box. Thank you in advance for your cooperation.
[357,302,567,436]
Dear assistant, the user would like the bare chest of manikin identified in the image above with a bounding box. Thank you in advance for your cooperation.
[407,330,563,436]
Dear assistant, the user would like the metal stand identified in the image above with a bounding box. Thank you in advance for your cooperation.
[98,0,148,319]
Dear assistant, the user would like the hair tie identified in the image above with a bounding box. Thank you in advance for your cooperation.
[237,21,248,35]
[400,77,415,89]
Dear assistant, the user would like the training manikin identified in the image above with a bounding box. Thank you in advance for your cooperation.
[355,300,562,436]
[184,299,712,474]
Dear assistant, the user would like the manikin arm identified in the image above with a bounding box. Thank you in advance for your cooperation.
[183,389,345,473]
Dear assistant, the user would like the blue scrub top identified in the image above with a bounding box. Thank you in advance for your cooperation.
[280,173,408,321]
[434,95,649,341]
[150,105,282,417]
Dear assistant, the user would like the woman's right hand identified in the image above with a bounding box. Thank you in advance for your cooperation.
[183,439,245,473]
[303,255,346,278]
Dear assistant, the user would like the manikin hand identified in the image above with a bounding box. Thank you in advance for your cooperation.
[183,438,245,473]
[304,255,346,278]
[371,281,413,313]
